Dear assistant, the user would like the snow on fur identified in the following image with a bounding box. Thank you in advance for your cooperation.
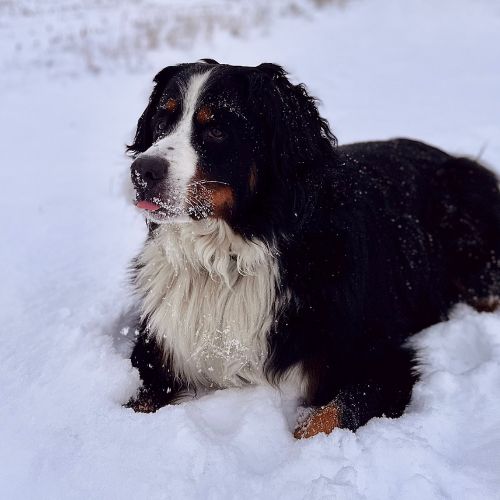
[1,0,500,498]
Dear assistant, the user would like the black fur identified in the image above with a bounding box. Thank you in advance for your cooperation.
[125,320,187,412]
[127,62,500,430]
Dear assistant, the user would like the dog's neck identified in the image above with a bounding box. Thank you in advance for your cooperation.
[135,218,281,388]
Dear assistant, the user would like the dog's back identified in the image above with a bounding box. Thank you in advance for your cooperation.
[336,138,500,309]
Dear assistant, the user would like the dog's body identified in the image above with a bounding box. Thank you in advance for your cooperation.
[127,61,500,431]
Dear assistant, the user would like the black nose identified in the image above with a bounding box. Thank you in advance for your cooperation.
[131,156,169,186]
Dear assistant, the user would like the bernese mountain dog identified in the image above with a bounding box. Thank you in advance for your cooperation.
[125,60,500,436]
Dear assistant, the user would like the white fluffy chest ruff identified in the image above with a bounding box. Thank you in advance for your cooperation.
[136,219,280,388]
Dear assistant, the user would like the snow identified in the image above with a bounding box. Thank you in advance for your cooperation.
[1,0,500,498]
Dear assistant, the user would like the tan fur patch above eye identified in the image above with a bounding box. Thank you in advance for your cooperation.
[196,106,213,125]
[165,98,177,112]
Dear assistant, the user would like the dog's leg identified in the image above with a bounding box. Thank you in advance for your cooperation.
[294,380,414,438]
[295,348,416,438]
[125,333,186,413]
[469,296,500,313]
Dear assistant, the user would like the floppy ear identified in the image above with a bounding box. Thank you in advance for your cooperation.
[250,64,337,218]
[127,65,184,156]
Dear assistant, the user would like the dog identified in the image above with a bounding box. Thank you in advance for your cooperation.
[125,60,500,435]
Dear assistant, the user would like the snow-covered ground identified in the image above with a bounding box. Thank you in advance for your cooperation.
[1,1,500,498]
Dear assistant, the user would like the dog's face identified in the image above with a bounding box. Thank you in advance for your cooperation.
[128,61,336,231]
[129,62,265,224]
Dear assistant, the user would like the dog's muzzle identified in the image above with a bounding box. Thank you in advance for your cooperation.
[131,156,169,193]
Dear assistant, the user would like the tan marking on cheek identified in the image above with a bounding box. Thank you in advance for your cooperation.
[186,168,234,220]
[293,402,342,439]
[211,185,234,217]
[165,98,177,112]
[196,106,213,125]
[249,163,258,192]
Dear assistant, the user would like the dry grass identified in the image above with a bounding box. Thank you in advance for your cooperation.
[0,0,352,75]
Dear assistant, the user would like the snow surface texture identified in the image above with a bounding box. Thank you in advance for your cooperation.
[1,0,500,498]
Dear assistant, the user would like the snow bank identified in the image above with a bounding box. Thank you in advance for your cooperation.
[2,305,500,499]
[1,0,500,498]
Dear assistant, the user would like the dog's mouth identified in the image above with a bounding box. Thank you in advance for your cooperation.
[136,200,161,212]
[134,194,193,224]
[133,180,230,223]
[134,193,214,224]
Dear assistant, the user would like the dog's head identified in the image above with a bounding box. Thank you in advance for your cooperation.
[128,60,336,234]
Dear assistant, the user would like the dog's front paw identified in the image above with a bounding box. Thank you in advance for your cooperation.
[124,389,163,413]
[294,402,342,439]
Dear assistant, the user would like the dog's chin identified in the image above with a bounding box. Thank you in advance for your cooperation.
[147,213,193,225]
[133,198,190,224]
[134,194,215,224]
[143,209,193,225]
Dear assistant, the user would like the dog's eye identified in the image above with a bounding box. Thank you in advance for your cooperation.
[155,120,167,133]
[206,127,226,142]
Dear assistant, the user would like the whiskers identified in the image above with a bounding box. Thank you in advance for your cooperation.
[190,180,230,187]
[137,179,230,222]
[185,179,229,219]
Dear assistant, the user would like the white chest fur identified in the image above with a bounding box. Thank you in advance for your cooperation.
[135,219,280,389]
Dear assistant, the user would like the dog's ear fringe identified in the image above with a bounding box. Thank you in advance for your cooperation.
[249,63,338,226]
[255,63,337,148]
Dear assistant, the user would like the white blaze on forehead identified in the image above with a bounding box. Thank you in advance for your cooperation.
[141,69,213,208]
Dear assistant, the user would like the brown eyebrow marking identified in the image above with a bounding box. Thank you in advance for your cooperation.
[196,106,213,125]
[165,98,177,112]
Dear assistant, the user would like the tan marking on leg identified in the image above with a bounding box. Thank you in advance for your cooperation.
[470,296,500,313]
[294,402,342,439]
[124,390,162,413]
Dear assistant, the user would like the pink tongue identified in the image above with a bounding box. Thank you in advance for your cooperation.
[136,200,161,211]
